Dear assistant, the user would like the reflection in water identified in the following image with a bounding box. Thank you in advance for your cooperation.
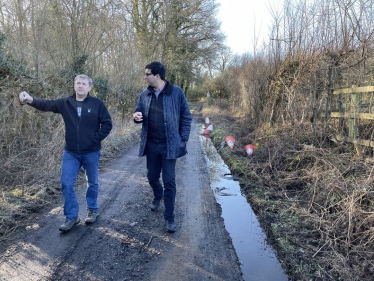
[201,135,288,281]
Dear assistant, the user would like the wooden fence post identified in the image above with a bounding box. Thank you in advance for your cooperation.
[348,87,359,139]
[327,85,374,159]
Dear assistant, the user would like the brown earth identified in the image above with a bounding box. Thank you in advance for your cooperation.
[0,104,243,281]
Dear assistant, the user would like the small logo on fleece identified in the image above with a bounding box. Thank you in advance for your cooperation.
[88,109,91,113]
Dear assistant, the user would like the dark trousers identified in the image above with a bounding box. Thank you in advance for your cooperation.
[146,140,176,221]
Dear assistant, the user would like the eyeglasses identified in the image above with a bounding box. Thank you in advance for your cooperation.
[144,72,153,76]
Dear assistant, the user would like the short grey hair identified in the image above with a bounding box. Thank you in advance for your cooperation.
[75,74,92,87]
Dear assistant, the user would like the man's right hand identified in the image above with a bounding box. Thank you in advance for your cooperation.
[19,91,33,105]
[133,112,143,122]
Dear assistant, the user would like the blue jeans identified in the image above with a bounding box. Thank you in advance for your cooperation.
[146,141,176,221]
[60,150,101,221]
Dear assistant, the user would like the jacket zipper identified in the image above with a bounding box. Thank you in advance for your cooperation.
[77,104,81,153]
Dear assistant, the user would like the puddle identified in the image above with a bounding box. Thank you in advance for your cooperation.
[201,135,288,281]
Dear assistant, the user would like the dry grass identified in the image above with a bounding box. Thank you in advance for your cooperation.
[203,100,374,280]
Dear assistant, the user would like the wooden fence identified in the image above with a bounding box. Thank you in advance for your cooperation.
[329,86,374,149]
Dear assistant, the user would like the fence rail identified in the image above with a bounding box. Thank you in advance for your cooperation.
[327,85,374,153]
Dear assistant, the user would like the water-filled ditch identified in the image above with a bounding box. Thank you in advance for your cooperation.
[201,135,288,281]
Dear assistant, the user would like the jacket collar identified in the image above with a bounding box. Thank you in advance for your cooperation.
[68,93,90,106]
[146,80,172,96]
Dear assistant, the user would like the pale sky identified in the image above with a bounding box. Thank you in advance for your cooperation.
[217,0,280,55]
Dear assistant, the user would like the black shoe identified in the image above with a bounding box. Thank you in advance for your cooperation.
[85,209,98,224]
[166,220,176,233]
[59,217,80,232]
[151,199,161,211]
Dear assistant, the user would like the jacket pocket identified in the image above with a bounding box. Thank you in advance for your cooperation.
[176,138,187,158]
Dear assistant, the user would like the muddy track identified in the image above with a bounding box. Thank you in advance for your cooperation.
[0,103,243,281]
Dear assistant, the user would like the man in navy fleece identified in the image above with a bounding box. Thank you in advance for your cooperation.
[19,74,112,232]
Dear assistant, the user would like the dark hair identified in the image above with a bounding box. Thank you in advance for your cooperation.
[145,61,166,80]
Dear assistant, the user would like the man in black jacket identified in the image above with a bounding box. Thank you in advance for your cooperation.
[133,62,191,233]
[19,75,112,232]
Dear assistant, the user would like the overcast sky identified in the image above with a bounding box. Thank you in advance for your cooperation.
[216,0,282,55]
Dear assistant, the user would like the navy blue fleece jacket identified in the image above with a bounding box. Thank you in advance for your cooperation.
[30,94,112,153]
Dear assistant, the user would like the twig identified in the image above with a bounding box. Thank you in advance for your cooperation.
[146,236,154,247]
[267,146,272,169]
[313,239,332,258]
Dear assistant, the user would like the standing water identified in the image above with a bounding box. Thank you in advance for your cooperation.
[201,135,288,281]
